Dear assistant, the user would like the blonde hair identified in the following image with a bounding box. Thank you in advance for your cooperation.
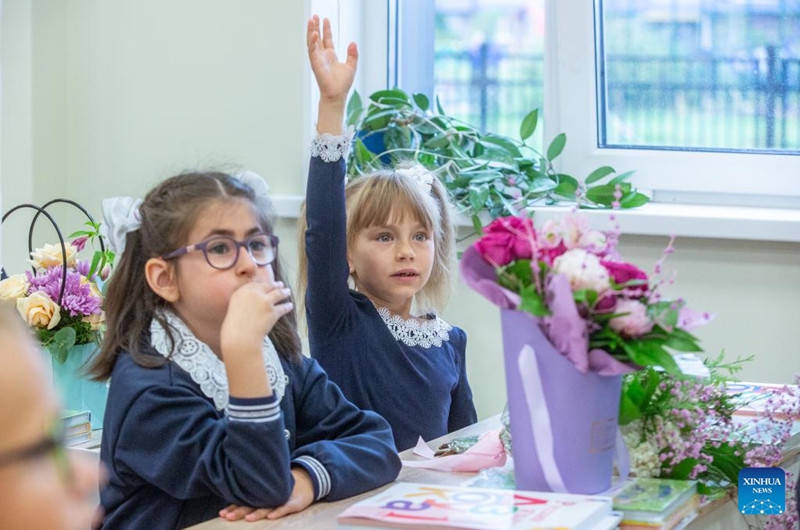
[298,166,456,317]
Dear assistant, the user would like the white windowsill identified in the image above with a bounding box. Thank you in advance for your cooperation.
[271,195,800,243]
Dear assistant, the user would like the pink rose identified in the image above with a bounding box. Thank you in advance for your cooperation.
[609,299,654,337]
[474,216,535,266]
[601,259,649,296]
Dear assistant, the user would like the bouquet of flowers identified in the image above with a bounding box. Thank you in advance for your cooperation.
[0,221,113,363]
[462,213,712,374]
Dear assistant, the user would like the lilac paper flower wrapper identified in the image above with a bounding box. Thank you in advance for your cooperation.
[501,309,622,494]
[460,245,625,493]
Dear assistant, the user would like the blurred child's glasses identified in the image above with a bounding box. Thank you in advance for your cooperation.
[162,233,279,270]
[0,417,71,482]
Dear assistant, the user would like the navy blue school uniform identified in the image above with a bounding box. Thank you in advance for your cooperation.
[98,328,400,529]
[304,152,478,451]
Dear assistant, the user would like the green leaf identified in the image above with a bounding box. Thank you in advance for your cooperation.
[546,133,567,160]
[480,136,523,158]
[585,166,616,184]
[471,215,484,236]
[553,175,579,198]
[88,252,102,279]
[609,169,636,185]
[622,340,681,374]
[664,334,703,353]
[585,184,618,206]
[519,109,539,141]
[468,184,490,214]
[503,260,534,286]
[436,95,446,115]
[68,230,93,238]
[362,108,399,131]
[369,88,410,105]
[48,327,77,364]
[412,92,430,111]
[619,192,650,208]
[618,392,642,425]
[519,285,549,316]
[423,133,451,149]
[346,90,363,127]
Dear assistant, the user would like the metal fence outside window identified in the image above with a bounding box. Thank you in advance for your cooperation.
[434,43,800,151]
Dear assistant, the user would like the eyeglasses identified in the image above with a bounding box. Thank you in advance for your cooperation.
[0,417,70,482]
[162,233,279,270]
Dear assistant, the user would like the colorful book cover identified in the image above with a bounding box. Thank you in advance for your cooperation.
[613,478,697,523]
[336,482,613,530]
[725,382,800,420]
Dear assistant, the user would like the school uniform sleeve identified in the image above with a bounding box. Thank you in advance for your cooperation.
[289,357,401,501]
[305,155,353,338]
[447,327,478,433]
[112,385,293,508]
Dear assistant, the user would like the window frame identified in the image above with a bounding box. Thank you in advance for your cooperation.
[547,0,800,206]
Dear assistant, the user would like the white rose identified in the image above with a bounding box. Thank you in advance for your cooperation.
[553,248,610,293]
[0,274,30,301]
[27,243,78,270]
[16,291,62,330]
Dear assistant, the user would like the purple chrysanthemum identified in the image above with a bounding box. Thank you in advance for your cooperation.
[26,266,101,317]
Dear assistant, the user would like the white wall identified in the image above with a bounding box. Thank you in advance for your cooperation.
[2,0,307,267]
[2,1,798,422]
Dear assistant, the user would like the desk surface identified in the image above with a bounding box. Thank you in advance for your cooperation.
[186,416,799,530]
[187,417,497,530]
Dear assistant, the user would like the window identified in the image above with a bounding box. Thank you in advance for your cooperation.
[375,0,800,206]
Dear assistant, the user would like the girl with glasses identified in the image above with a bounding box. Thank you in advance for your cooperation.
[0,303,102,530]
[299,16,477,452]
[88,169,400,529]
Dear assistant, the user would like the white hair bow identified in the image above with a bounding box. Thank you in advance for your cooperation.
[100,196,143,256]
[234,170,270,202]
[396,165,435,193]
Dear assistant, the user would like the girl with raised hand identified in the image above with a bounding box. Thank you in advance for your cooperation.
[302,15,477,451]
[90,169,400,529]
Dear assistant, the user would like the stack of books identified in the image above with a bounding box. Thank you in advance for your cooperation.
[612,478,698,530]
[63,410,93,446]
[336,482,622,529]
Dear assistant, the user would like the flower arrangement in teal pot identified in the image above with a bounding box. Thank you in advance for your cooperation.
[0,222,112,363]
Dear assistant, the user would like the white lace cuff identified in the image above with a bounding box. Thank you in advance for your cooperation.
[310,125,356,163]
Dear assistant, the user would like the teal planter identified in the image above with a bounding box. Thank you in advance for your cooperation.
[51,343,107,430]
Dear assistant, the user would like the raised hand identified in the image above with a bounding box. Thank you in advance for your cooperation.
[307,15,358,104]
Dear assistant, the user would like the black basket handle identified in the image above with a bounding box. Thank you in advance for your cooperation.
[1,204,69,306]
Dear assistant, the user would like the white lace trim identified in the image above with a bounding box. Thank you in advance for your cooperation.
[310,125,355,162]
[375,306,453,349]
[150,311,286,410]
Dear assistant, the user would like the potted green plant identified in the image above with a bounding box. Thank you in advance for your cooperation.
[346,88,649,233]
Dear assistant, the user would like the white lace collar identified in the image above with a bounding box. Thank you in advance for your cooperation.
[375,306,453,349]
[150,311,286,410]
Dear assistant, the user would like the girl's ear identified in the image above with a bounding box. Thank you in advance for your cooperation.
[145,258,180,302]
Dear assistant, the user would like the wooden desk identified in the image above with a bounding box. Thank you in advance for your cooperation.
[187,417,498,530]
[186,416,799,530]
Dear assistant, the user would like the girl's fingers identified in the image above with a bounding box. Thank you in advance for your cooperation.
[244,508,274,522]
[221,506,256,521]
[322,17,334,49]
[346,42,359,69]
[266,502,299,520]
